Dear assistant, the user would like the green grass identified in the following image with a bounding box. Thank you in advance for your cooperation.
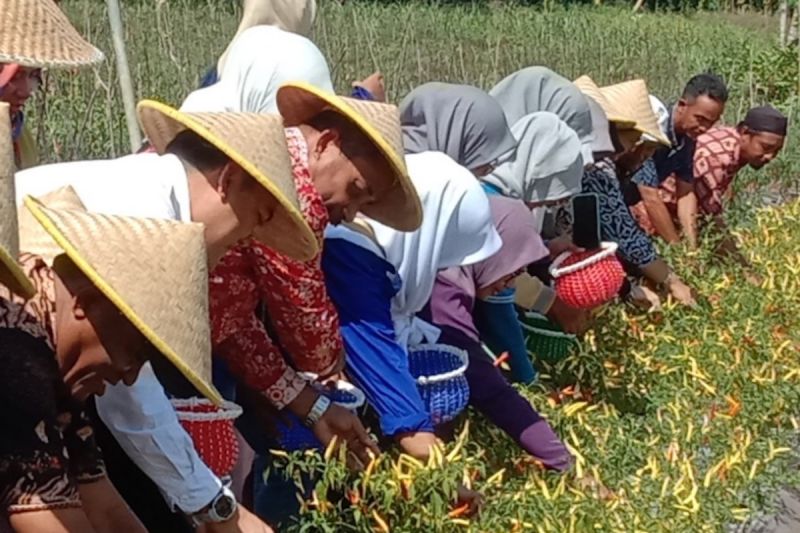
[33,1,800,531]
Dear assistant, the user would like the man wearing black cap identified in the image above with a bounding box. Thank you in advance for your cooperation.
[657,105,787,246]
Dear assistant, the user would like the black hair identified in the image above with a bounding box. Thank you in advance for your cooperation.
[165,130,231,171]
[682,73,729,104]
[306,110,380,160]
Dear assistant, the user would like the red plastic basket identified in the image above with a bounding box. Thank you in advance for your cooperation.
[549,242,625,309]
[172,398,243,478]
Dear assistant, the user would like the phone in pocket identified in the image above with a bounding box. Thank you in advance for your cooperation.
[571,192,601,250]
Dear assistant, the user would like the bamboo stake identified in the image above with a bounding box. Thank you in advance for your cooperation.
[106,0,141,153]
[779,0,788,48]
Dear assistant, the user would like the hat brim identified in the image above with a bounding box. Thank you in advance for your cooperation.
[137,100,318,261]
[25,196,223,405]
[276,82,422,232]
[0,246,35,299]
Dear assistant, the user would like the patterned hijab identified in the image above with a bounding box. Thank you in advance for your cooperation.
[490,66,595,165]
[399,82,517,171]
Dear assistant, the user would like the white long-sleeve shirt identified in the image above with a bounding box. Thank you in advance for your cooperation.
[15,153,221,512]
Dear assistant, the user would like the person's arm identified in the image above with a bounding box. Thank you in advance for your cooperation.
[640,259,696,306]
[675,180,698,248]
[638,184,681,243]
[9,509,95,533]
[473,294,536,384]
[94,364,223,514]
[323,236,435,461]
[78,477,146,533]
[256,244,345,379]
[514,273,556,314]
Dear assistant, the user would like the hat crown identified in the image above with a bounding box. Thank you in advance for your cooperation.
[600,79,671,147]
[137,100,318,261]
[19,185,85,264]
[26,197,219,402]
[0,0,104,68]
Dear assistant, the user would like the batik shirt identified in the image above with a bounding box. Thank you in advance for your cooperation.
[582,159,658,267]
[0,255,105,515]
[209,127,343,409]
[658,127,744,217]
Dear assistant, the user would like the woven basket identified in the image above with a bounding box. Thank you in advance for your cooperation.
[549,242,625,309]
[519,312,579,363]
[277,379,366,452]
[407,344,470,425]
[172,398,243,477]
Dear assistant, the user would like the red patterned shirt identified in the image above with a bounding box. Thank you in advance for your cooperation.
[209,127,343,409]
[658,127,744,216]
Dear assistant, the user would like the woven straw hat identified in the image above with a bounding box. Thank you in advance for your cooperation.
[0,0,104,68]
[276,82,422,232]
[24,195,223,405]
[600,80,671,147]
[19,185,85,264]
[0,103,35,298]
[573,76,635,128]
[137,100,318,261]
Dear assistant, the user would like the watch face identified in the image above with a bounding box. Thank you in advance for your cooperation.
[213,492,236,521]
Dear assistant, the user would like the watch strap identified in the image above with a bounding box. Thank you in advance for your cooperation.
[304,394,331,427]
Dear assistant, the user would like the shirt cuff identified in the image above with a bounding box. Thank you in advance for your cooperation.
[263,367,308,409]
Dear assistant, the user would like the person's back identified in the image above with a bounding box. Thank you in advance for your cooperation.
[15,153,189,220]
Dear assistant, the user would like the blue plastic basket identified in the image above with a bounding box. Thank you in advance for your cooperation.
[407,344,470,425]
[277,380,365,451]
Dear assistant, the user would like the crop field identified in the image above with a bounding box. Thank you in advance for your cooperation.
[35,1,800,531]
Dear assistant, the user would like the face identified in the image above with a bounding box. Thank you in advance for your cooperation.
[0,64,41,115]
[53,260,154,402]
[615,139,658,174]
[674,94,724,139]
[740,129,785,169]
[476,271,520,299]
[307,129,395,225]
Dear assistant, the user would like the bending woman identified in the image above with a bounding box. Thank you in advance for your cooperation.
[426,195,572,470]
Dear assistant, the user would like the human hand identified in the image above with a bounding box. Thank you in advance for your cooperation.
[312,403,380,469]
[665,275,696,307]
[547,297,590,334]
[352,71,386,102]
[454,484,484,517]
[547,234,584,260]
[200,507,273,533]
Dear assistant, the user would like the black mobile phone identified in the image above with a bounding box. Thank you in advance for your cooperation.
[571,193,601,250]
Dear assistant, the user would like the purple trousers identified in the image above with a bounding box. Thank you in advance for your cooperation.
[437,326,572,472]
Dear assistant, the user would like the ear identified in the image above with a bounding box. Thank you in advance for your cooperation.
[313,128,342,158]
[216,161,239,201]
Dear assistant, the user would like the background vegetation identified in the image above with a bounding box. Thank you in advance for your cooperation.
[32,1,800,530]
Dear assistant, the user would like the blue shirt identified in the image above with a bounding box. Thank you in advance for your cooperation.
[632,104,695,187]
[322,236,434,436]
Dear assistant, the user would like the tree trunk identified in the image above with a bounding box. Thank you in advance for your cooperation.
[780,0,789,47]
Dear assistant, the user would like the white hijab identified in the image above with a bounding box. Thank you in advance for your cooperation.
[217,0,317,73]
[483,112,584,232]
[367,151,501,347]
[182,25,332,114]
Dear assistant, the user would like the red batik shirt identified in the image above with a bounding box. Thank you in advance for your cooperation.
[209,128,343,409]
[658,127,744,217]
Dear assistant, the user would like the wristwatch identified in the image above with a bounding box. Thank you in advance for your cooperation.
[303,394,331,428]
[191,486,237,526]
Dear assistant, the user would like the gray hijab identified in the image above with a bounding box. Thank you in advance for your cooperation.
[489,66,596,165]
[584,95,615,156]
[484,112,583,206]
[399,82,518,170]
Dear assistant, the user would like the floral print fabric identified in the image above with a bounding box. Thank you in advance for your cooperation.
[210,127,343,409]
